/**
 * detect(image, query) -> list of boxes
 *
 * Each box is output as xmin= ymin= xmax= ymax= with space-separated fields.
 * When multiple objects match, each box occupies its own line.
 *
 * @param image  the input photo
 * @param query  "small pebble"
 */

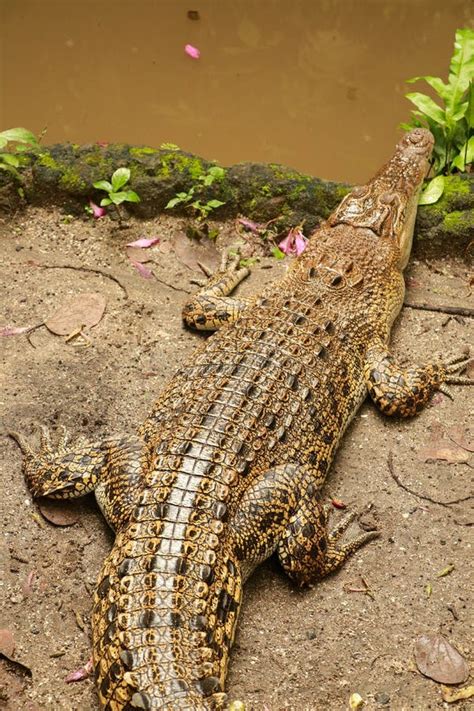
xmin=375 ymin=691 xmax=390 ymax=705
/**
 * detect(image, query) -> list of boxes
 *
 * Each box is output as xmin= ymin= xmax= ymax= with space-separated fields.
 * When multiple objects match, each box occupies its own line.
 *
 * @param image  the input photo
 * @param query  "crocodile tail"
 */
xmin=92 ymin=512 xmax=242 ymax=710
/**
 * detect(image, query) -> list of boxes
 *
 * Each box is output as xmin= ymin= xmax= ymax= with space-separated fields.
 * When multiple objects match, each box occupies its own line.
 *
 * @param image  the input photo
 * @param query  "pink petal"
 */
xmin=65 ymin=657 xmax=93 ymax=684
xmin=95 ymin=141 xmax=109 ymax=148
xmin=89 ymin=200 xmax=106 ymax=219
xmin=278 ymin=227 xmax=307 ymax=256
xmin=293 ymin=230 xmax=307 ymax=255
xmin=185 ymin=44 xmax=200 ymax=59
xmin=0 ymin=325 xmax=32 ymax=336
xmin=237 ymin=218 xmax=261 ymax=234
xmin=126 ymin=237 xmax=160 ymax=248
xmin=278 ymin=233 xmax=294 ymax=255
xmin=130 ymin=260 xmax=153 ymax=279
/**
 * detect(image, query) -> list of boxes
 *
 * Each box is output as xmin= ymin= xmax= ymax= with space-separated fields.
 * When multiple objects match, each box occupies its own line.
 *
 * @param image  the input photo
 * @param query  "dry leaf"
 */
xmin=172 ymin=232 xmax=219 ymax=272
xmin=414 ymin=634 xmax=469 ymax=684
xmin=45 ymin=293 xmax=106 ymax=336
xmin=37 ymin=499 xmax=79 ymax=527
xmin=418 ymin=440 xmax=469 ymax=464
xmin=441 ymin=684 xmax=474 ymax=703
xmin=0 ymin=629 xmax=15 ymax=658
xmin=447 ymin=426 xmax=474 ymax=453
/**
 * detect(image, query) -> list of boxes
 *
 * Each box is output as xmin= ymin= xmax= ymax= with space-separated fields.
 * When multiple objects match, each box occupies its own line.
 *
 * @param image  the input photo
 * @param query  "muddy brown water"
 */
xmin=1 ymin=0 xmax=472 ymax=183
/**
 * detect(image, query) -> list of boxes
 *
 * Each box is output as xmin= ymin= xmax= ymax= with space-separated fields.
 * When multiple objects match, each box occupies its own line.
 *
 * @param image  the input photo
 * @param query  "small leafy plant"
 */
xmin=0 ymin=127 xmax=41 ymax=191
xmin=401 ymin=28 xmax=473 ymax=203
xmin=165 ymin=165 xmax=226 ymax=220
xmin=91 ymin=167 xmax=140 ymax=221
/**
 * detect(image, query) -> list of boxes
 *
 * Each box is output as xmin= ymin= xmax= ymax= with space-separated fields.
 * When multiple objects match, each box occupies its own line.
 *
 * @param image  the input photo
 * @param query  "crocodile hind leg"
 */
xmin=9 ymin=426 xmax=146 ymax=531
xmin=182 ymin=250 xmax=251 ymax=330
xmin=229 ymin=463 xmax=378 ymax=586
xmin=364 ymin=339 xmax=473 ymax=417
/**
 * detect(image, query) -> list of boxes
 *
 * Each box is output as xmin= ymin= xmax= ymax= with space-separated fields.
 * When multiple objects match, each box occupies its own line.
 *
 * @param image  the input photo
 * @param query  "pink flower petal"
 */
xmin=89 ymin=200 xmax=106 ymax=219
xmin=278 ymin=227 xmax=307 ymax=256
xmin=185 ymin=44 xmax=200 ymax=59
xmin=237 ymin=218 xmax=262 ymax=234
xmin=95 ymin=141 xmax=109 ymax=148
xmin=293 ymin=230 xmax=307 ymax=255
xmin=0 ymin=325 xmax=32 ymax=336
xmin=126 ymin=237 xmax=160 ymax=249
xmin=278 ymin=233 xmax=294 ymax=255
xmin=65 ymin=657 xmax=93 ymax=684
xmin=130 ymin=260 xmax=153 ymax=279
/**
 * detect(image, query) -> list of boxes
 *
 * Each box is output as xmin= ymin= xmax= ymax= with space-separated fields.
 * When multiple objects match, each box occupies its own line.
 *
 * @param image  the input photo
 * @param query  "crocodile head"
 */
xmin=328 ymin=128 xmax=434 ymax=269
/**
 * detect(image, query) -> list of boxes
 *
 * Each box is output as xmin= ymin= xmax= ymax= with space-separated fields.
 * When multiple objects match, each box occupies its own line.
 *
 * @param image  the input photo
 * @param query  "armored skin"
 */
xmin=11 ymin=129 xmax=473 ymax=710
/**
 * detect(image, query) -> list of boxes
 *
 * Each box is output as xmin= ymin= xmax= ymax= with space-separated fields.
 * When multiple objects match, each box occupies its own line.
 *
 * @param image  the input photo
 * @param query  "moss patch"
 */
xmin=59 ymin=169 xmax=88 ymax=193
xmin=130 ymin=146 xmax=158 ymax=157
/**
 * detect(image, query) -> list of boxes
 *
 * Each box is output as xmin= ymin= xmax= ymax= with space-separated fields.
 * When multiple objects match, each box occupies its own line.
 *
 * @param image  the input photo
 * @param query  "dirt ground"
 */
xmin=0 ymin=207 xmax=472 ymax=711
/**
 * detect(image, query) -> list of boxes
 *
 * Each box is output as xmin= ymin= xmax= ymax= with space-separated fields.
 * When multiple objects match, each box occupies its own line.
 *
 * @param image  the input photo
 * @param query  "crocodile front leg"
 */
xmin=9 ymin=426 xmax=147 ymax=531
xmin=229 ymin=463 xmax=378 ymax=586
xmin=182 ymin=252 xmax=251 ymax=330
xmin=364 ymin=339 xmax=473 ymax=417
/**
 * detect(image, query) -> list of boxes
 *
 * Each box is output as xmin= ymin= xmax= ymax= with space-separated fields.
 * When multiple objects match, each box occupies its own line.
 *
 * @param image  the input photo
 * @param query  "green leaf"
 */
xmin=208 ymin=166 xmax=225 ymax=179
xmin=467 ymin=80 xmax=474 ymax=129
xmin=271 ymin=246 xmax=285 ymax=260
xmin=206 ymin=199 xmax=225 ymax=209
xmin=407 ymin=75 xmax=450 ymax=101
xmin=109 ymin=190 xmax=136 ymax=205
xmin=418 ymin=175 xmax=445 ymax=205
xmin=446 ymin=28 xmax=474 ymax=118
xmin=405 ymin=92 xmax=446 ymax=125
xmin=452 ymin=135 xmax=474 ymax=170
xmin=0 ymin=162 xmax=20 ymax=177
xmin=166 ymin=197 xmax=183 ymax=209
xmin=100 ymin=197 xmax=112 ymax=206
xmin=450 ymin=101 xmax=469 ymax=122
xmin=120 ymin=190 xmax=140 ymax=203
xmin=160 ymin=142 xmax=180 ymax=150
xmin=0 ymin=153 xmax=20 ymax=167
xmin=93 ymin=180 xmax=113 ymax=192
xmin=0 ymin=127 xmax=38 ymax=145
xmin=111 ymin=167 xmax=130 ymax=191
xmin=202 ymin=174 xmax=215 ymax=186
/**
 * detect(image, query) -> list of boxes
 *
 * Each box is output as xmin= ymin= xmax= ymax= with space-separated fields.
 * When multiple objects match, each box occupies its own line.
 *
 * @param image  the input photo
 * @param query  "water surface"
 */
xmin=1 ymin=0 xmax=471 ymax=182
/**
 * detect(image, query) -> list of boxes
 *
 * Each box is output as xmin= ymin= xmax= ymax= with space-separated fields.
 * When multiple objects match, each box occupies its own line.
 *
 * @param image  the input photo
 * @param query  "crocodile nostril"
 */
xmin=408 ymin=130 xmax=424 ymax=144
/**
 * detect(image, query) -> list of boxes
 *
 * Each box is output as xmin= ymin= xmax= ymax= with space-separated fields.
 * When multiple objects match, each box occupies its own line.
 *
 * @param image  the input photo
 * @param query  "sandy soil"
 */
xmin=0 ymin=207 xmax=472 ymax=711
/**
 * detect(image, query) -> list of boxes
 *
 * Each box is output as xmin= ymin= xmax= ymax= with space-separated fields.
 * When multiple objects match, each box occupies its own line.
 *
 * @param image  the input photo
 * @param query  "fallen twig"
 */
xmin=387 ymin=451 xmax=473 ymax=507
xmin=12 ymin=261 xmax=129 ymax=298
xmin=403 ymin=302 xmax=474 ymax=318
xmin=152 ymin=273 xmax=191 ymax=294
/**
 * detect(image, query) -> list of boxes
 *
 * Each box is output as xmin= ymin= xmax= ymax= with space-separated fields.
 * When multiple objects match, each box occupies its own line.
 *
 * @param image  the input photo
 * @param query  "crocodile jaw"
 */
xmin=327 ymin=128 xmax=434 ymax=269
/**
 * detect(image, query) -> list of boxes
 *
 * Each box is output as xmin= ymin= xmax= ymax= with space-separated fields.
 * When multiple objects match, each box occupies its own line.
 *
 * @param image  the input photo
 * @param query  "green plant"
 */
xmin=0 ymin=127 xmax=41 ymax=187
xmin=165 ymin=165 xmax=226 ymax=220
xmin=401 ymin=28 xmax=473 ymax=203
xmin=92 ymin=167 xmax=140 ymax=221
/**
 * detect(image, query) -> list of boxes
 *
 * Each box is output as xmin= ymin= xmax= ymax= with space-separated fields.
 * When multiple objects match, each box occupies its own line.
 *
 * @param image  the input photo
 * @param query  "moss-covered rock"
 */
xmin=1 ymin=141 xmax=472 ymax=257
xmin=414 ymin=174 xmax=473 ymax=258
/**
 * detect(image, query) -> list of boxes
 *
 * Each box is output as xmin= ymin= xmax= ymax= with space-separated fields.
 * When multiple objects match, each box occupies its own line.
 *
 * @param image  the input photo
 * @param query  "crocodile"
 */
xmin=11 ymin=128 xmax=473 ymax=710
